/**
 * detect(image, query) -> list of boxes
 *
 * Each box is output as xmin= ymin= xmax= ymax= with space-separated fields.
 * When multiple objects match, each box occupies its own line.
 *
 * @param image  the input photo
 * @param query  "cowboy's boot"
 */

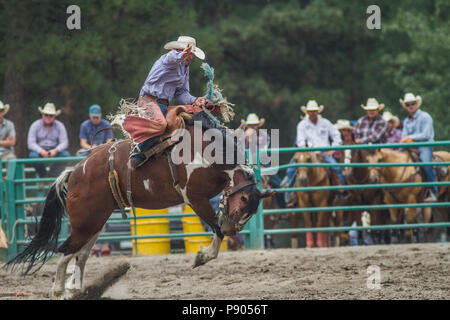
xmin=130 ymin=137 xmax=158 ymax=169
xmin=306 ymin=232 xmax=315 ymax=248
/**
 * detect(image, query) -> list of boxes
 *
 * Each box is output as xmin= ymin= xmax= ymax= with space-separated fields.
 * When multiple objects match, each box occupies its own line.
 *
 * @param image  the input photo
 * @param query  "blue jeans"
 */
xmin=286 ymin=155 xmax=297 ymax=187
xmin=29 ymin=150 xmax=72 ymax=177
xmin=419 ymin=147 xmax=438 ymax=194
xmin=322 ymin=154 xmax=346 ymax=185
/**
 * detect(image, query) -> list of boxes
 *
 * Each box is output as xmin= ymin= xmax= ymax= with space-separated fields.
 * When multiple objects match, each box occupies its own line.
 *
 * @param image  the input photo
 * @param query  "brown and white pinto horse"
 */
xmin=5 ymin=111 xmax=274 ymax=299
xmin=290 ymin=151 xmax=334 ymax=248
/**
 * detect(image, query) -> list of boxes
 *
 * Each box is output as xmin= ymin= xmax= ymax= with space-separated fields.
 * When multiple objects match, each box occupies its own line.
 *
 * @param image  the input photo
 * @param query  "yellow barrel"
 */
xmin=181 ymin=204 xmax=227 ymax=253
xmin=130 ymin=208 xmax=170 ymax=255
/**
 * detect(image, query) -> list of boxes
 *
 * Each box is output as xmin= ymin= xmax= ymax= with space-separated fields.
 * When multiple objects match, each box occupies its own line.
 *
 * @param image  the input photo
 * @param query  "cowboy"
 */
xmin=77 ymin=104 xmax=114 ymax=156
xmin=0 ymin=100 xmax=16 ymax=161
xmin=27 ymin=103 xmax=71 ymax=177
xmin=335 ymin=119 xmax=355 ymax=145
xmin=354 ymin=98 xmax=388 ymax=144
xmin=399 ymin=93 xmax=437 ymax=202
xmin=241 ymin=113 xmax=285 ymax=209
xmin=295 ymin=100 xmax=346 ymax=186
xmin=126 ymin=36 xmax=208 ymax=168
xmin=382 ymin=111 xmax=402 ymax=146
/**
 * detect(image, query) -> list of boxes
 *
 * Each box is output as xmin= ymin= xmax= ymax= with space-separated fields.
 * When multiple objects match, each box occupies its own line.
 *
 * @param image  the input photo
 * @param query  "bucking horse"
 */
xmin=4 ymin=109 xmax=274 ymax=299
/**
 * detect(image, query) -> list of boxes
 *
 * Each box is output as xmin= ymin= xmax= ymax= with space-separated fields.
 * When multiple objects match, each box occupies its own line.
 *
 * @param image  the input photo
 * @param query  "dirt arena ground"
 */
xmin=0 ymin=242 xmax=448 ymax=300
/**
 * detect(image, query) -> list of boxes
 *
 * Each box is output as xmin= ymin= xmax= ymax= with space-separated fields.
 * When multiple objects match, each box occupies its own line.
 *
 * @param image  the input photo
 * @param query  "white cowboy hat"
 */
xmin=38 ymin=102 xmax=61 ymax=116
xmin=164 ymin=36 xmax=205 ymax=60
xmin=300 ymin=100 xmax=324 ymax=114
xmin=399 ymin=93 xmax=422 ymax=109
xmin=334 ymin=119 xmax=353 ymax=131
xmin=0 ymin=100 xmax=10 ymax=114
xmin=361 ymin=98 xmax=385 ymax=111
xmin=382 ymin=111 xmax=400 ymax=128
xmin=242 ymin=113 xmax=265 ymax=127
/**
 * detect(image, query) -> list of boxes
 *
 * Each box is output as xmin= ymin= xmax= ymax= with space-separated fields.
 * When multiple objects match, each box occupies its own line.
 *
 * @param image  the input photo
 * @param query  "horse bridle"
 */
xmin=217 ymin=180 xmax=256 ymax=230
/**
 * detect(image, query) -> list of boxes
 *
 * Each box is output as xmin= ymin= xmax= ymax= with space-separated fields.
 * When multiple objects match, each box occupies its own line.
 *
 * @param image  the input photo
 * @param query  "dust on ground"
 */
xmin=0 ymin=243 xmax=448 ymax=300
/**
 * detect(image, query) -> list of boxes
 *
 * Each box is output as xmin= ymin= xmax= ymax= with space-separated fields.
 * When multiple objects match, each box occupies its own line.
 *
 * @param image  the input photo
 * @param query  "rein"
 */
xmin=218 ymin=179 xmax=256 ymax=230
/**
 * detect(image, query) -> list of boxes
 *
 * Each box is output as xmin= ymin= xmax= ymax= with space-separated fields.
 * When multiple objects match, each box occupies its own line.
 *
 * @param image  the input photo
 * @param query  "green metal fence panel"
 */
xmin=2 ymin=140 xmax=450 ymax=258
xmin=250 ymin=140 xmax=450 ymax=249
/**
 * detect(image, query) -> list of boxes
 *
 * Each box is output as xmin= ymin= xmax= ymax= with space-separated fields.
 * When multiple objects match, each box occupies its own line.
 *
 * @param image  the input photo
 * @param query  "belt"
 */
xmin=143 ymin=94 xmax=169 ymax=106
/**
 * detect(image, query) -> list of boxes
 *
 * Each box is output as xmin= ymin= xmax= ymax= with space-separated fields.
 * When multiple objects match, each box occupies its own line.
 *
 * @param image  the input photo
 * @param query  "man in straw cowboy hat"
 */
xmin=399 ymin=92 xmax=437 ymax=201
xmin=27 ymin=102 xmax=71 ymax=177
xmin=125 ymin=36 xmax=208 ymax=168
xmin=0 ymin=100 xmax=17 ymax=161
xmin=295 ymin=100 xmax=346 ymax=186
xmin=382 ymin=111 xmax=402 ymax=146
xmin=354 ymin=98 xmax=388 ymax=144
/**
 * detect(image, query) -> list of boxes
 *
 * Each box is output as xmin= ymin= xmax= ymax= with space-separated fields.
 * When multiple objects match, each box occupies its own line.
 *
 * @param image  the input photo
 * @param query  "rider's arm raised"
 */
xmin=174 ymin=72 xmax=196 ymax=105
xmin=162 ymin=50 xmax=184 ymax=66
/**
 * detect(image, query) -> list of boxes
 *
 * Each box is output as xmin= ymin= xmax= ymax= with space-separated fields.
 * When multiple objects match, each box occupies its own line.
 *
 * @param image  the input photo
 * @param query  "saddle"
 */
xmin=134 ymin=106 xmax=193 ymax=168
xmin=406 ymin=148 xmax=421 ymax=163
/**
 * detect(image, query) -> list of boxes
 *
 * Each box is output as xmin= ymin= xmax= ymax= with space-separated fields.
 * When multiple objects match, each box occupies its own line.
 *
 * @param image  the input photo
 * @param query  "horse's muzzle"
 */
xmin=368 ymin=175 xmax=380 ymax=184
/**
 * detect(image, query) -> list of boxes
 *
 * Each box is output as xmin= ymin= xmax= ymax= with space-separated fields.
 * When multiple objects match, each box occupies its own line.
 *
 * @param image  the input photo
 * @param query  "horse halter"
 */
xmin=217 ymin=180 xmax=256 ymax=230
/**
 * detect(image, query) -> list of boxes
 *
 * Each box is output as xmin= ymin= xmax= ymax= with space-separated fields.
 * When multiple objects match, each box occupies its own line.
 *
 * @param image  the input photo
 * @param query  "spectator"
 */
xmin=399 ymin=93 xmax=437 ymax=202
xmin=334 ymin=119 xmax=355 ymax=145
xmin=77 ymin=104 xmax=113 ymax=156
xmin=334 ymin=119 xmax=354 ymax=177
xmin=382 ymin=111 xmax=402 ymax=145
xmin=296 ymin=100 xmax=346 ymax=187
xmin=0 ymin=100 xmax=16 ymax=161
xmin=27 ymin=102 xmax=71 ymax=177
xmin=354 ymin=98 xmax=388 ymax=144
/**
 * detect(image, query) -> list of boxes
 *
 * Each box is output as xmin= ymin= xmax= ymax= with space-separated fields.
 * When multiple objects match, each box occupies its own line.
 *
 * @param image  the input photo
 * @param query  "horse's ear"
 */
xmin=261 ymin=190 xmax=276 ymax=198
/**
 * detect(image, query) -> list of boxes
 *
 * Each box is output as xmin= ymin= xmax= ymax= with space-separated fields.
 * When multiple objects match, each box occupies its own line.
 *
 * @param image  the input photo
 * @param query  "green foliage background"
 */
xmin=0 ymin=0 xmax=448 ymax=157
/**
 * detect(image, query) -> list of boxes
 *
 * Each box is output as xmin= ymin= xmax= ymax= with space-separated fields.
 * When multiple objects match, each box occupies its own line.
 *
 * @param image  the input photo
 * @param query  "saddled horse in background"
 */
xmin=344 ymin=148 xmax=390 ymax=245
xmin=366 ymin=148 xmax=428 ymax=243
xmin=433 ymin=151 xmax=450 ymax=240
xmin=5 ymin=111 xmax=274 ymax=299
xmin=290 ymin=151 xmax=335 ymax=248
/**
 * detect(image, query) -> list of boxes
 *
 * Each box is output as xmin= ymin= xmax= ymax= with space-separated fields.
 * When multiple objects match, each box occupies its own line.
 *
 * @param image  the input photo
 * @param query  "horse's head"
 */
xmin=294 ymin=151 xmax=319 ymax=186
xmin=366 ymin=149 xmax=384 ymax=184
xmin=218 ymin=166 xmax=275 ymax=236
xmin=349 ymin=149 xmax=371 ymax=182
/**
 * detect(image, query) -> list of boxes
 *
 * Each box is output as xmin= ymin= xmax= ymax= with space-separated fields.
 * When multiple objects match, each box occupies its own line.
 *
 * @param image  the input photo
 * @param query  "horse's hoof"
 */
xmin=192 ymin=250 xmax=207 ymax=269
xmin=49 ymin=288 xmax=64 ymax=299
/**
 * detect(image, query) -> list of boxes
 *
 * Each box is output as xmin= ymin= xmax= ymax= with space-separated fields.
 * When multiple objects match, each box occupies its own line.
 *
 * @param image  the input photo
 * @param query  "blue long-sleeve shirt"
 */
xmin=139 ymin=50 xmax=196 ymax=105
xmin=402 ymin=109 xmax=434 ymax=142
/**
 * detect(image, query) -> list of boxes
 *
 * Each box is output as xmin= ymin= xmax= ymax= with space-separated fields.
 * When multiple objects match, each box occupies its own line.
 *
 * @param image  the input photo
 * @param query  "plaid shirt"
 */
xmin=354 ymin=114 xmax=388 ymax=144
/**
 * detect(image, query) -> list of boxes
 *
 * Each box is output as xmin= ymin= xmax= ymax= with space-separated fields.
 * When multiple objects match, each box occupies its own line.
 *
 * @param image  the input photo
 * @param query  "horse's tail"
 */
xmin=4 ymin=168 xmax=73 ymax=275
